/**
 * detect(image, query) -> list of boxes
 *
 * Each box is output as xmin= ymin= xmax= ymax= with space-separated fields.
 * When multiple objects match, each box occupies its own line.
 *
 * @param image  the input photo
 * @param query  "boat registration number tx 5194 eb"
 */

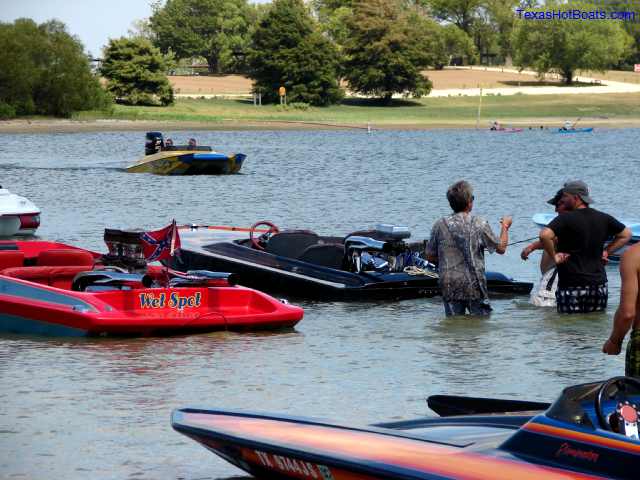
xmin=139 ymin=291 xmax=202 ymax=310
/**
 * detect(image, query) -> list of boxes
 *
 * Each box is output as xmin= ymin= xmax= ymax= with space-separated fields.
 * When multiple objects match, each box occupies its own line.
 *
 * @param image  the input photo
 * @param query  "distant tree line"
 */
xmin=1 ymin=0 xmax=638 ymax=116
xmin=145 ymin=0 xmax=637 ymax=105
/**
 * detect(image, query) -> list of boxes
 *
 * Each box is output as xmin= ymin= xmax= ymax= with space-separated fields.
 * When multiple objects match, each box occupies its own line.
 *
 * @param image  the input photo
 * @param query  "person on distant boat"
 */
xmin=602 ymin=242 xmax=640 ymax=378
xmin=426 ymin=180 xmax=512 ymax=316
xmin=187 ymin=138 xmax=197 ymax=150
xmin=490 ymin=120 xmax=500 ymax=131
xmin=540 ymin=180 xmax=631 ymax=314
xmin=561 ymin=120 xmax=574 ymax=131
xmin=521 ymin=189 xmax=567 ymax=307
xmin=164 ymin=138 xmax=174 ymax=150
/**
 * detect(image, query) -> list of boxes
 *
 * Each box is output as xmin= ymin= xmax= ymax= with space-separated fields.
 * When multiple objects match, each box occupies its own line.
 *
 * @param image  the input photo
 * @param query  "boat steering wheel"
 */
xmin=249 ymin=221 xmax=280 ymax=250
xmin=595 ymin=376 xmax=640 ymax=431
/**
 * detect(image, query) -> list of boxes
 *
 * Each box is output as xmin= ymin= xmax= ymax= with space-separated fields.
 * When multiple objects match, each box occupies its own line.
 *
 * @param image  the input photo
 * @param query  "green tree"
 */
xmin=435 ymin=23 xmax=478 ymax=69
xmin=0 ymin=18 xmax=109 ymax=118
xmin=312 ymin=0 xmax=354 ymax=48
xmin=343 ymin=0 xmax=433 ymax=103
xmin=149 ymin=0 xmax=252 ymax=74
xmin=428 ymin=0 xmax=484 ymax=34
xmin=485 ymin=0 xmax=519 ymax=59
xmin=101 ymin=37 xmax=174 ymax=106
xmin=511 ymin=2 xmax=633 ymax=84
xmin=247 ymin=0 xmax=343 ymax=106
xmin=425 ymin=0 xmax=517 ymax=63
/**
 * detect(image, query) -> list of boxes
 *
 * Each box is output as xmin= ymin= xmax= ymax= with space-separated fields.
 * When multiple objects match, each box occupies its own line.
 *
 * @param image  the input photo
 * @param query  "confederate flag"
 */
xmin=140 ymin=220 xmax=181 ymax=262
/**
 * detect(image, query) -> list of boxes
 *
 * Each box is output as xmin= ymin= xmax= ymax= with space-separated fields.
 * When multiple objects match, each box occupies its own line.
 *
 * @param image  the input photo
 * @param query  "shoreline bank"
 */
xmin=1 ymin=117 xmax=640 ymax=133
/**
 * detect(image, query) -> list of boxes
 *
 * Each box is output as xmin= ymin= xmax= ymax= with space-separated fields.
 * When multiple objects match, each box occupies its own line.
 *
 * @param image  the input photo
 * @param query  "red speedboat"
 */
xmin=0 ymin=239 xmax=303 ymax=336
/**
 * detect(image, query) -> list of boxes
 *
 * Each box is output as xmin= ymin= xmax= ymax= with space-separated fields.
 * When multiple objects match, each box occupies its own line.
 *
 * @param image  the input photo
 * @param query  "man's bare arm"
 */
xmin=540 ymin=227 xmax=555 ymax=256
xmin=603 ymin=245 xmax=640 ymax=354
xmin=606 ymin=227 xmax=632 ymax=256
xmin=521 ymin=240 xmax=543 ymax=260
xmin=495 ymin=216 xmax=512 ymax=255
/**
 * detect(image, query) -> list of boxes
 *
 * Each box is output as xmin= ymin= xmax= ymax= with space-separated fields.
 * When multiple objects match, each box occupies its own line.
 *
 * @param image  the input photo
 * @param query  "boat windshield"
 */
xmin=546 ymin=379 xmax=640 ymax=431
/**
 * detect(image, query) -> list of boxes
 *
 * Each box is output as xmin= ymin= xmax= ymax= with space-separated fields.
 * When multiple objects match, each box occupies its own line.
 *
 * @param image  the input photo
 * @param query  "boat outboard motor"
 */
xmin=145 ymin=131 xmax=164 ymax=155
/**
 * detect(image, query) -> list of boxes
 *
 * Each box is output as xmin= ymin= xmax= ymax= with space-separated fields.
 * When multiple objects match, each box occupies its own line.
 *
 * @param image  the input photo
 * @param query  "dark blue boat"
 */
xmin=172 ymin=376 xmax=640 ymax=480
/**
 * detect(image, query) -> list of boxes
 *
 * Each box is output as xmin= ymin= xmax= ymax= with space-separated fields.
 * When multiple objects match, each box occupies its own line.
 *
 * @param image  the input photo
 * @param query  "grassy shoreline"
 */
xmin=2 ymin=93 xmax=640 ymax=132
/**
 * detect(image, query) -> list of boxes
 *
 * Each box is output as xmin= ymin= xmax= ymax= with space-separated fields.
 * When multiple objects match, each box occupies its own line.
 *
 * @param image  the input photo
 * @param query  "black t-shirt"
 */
xmin=548 ymin=208 xmax=625 ymax=287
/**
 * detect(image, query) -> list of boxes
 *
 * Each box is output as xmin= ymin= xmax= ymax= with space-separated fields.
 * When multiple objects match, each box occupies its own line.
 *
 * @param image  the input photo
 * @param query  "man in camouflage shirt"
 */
xmin=426 ymin=180 xmax=512 ymax=316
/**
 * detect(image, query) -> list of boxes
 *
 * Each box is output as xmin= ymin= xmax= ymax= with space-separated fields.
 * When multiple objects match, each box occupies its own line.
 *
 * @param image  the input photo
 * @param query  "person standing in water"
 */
xmin=540 ymin=181 xmax=631 ymax=314
xmin=426 ymin=180 xmax=512 ymax=316
xmin=603 ymin=243 xmax=640 ymax=378
xmin=521 ymin=190 xmax=567 ymax=307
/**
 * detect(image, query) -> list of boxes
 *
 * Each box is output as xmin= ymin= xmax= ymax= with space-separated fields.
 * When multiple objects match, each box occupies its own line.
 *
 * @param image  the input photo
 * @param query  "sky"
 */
xmin=0 ymin=0 xmax=157 ymax=56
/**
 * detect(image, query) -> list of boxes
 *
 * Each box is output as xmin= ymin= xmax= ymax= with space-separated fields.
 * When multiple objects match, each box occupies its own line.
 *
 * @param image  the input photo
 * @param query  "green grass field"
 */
xmin=76 ymin=92 xmax=640 ymax=127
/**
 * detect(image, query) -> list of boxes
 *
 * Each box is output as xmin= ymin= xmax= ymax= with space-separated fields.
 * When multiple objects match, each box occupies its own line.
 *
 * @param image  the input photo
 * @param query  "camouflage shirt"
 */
xmin=426 ymin=213 xmax=499 ymax=301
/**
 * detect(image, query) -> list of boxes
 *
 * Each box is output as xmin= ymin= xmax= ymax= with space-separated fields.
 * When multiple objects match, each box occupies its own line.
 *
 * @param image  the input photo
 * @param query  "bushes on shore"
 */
xmin=0 ymin=19 xmax=111 ymax=118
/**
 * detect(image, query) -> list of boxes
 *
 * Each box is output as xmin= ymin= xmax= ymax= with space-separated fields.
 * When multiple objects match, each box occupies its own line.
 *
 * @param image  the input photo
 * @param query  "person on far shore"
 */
xmin=602 ymin=243 xmax=640 ymax=378
xmin=426 ymin=180 xmax=512 ymax=316
xmin=521 ymin=189 xmax=567 ymax=307
xmin=540 ymin=180 xmax=631 ymax=314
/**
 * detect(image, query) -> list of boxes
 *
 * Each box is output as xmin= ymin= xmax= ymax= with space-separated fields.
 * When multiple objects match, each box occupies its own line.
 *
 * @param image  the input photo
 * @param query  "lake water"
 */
xmin=1 ymin=127 xmax=639 ymax=479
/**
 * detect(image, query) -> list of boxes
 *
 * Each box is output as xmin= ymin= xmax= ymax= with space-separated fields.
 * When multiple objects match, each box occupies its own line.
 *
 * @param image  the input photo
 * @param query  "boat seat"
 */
xmin=36 ymin=249 xmax=95 ymax=267
xmin=265 ymin=231 xmax=320 ymax=259
xmin=2 ymin=266 xmax=93 ymax=289
xmin=0 ymin=251 xmax=25 ymax=270
xmin=298 ymin=244 xmax=345 ymax=269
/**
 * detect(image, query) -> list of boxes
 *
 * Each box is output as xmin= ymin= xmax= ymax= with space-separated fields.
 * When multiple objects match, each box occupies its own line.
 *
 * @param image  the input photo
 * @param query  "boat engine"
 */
xmin=145 ymin=131 xmax=164 ymax=155
xmin=102 ymin=228 xmax=148 ymax=272
xmin=344 ymin=224 xmax=425 ymax=273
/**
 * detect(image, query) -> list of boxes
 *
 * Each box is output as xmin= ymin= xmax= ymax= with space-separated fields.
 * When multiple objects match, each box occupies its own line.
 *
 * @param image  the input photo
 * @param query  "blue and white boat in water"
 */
xmin=532 ymin=213 xmax=640 ymax=262
xmin=554 ymin=127 xmax=594 ymax=134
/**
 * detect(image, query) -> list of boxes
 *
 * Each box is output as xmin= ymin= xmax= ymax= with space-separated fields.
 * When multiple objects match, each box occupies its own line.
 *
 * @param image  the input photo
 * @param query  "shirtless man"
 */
xmin=603 ymin=243 xmax=640 ymax=378
xmin=521 ymin=189 xmax=567 ymax=307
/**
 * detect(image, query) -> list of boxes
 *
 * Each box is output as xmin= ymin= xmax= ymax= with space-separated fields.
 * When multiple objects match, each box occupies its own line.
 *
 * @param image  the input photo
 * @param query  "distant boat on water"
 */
xmin=126 ymin=132 xmax=246 ymax=175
